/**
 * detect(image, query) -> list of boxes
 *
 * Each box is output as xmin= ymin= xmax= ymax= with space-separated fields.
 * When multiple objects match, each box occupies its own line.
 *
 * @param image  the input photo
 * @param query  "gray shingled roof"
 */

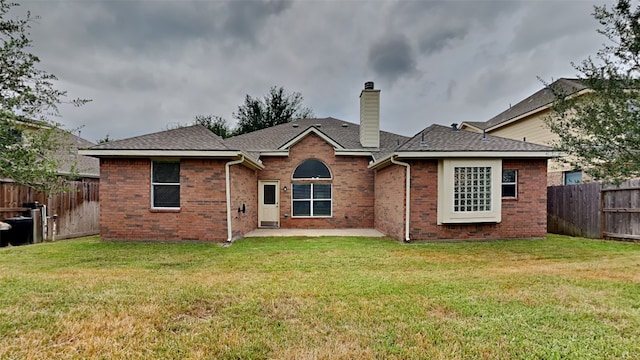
xmin=224 ymin=117 xmax=409 ymax=156
xmin=54 ymin=132 xmax=100 ymax=176
xmin=464 ymin=78 xmax=586 ymax=131
xmin=398 ymin=124 xmax=552 ymax=152
xmin=88 ymin=125 xmax=229 ymax=151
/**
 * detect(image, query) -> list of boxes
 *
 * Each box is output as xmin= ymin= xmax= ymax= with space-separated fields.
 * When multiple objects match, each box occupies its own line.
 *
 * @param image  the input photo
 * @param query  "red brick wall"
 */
xmin=259 ymin=133 xmax=375 ymax=228
xmin=374 ymin=164 xmax=406 ymax=240
xmin=229 ymin=164 xmax=258 ymax=240
xmin=100 ymin=158 xmax=234 ymax=242
xmin=498 ymin=159 xmax=548 ymax=239
xmin=379 ymin=158 xmax=548 ymax=241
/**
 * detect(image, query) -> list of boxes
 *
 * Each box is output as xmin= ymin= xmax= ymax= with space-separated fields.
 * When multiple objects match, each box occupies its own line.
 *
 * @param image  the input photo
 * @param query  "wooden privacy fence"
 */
xmin=0 ymin=179 xmax=99 ymax=240
xmin=547 ymin=178 xmax=640 ymax=240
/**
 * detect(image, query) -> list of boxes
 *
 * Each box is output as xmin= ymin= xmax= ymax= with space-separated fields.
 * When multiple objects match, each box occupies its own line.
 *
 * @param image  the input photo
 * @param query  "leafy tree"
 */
xmin=97 ymin=134 xmax=112 ymax=144
xmin=0 ymin=0 xmax=88 ymax=192
xmin=194 ymin=114 xmax=231 ymax=139
xmin=233 ymin=86 xmax=313 ymax=135
xmin=547 ymin=0 xmax=640 ymax=183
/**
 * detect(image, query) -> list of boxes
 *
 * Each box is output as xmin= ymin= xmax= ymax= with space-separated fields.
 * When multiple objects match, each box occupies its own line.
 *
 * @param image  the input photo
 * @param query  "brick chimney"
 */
xmin=359 ymin=81 xmax=380 ymax=148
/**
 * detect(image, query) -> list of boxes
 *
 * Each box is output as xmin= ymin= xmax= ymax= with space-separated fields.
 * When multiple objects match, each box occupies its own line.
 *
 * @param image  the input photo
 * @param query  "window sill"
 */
xmin=501 ymin=197 xmax=518 ymax=201
xmin=150 ymin=208 xmax=181 ymax=213
xmin=291 ymin=216 xmax=332 ymax=219
xmin=440 ymin=211 xmax=500 ymax=224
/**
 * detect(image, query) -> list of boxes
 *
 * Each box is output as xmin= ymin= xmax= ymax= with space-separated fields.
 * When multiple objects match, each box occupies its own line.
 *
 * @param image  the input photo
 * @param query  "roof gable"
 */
xmin=277 ymin=126 xmax=344 ymax=150
xmin=224 ymin=117 xmax=409 ymax=158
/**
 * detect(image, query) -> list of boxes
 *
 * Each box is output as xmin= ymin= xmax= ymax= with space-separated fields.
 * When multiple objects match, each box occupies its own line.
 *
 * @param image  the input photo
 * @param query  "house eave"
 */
xmin=78 ymin=150 xmax=264 ymax=170
xmin=369 ymin=151 xmax=561 ymax=169
xmin=334 ymin=150 xmax=374 ymax=157
xmin=255 ymin=149 xmax=374 ymax=159
xmin=459 ymin=123 xmax=484 ymax=132
xmin=395 ymin=151 xmax=560 ymax=158
xmin=258 ymin=151 xmax=289 ymax=157
xmin=57 ymin=171 xmax=100 ymax=179
xmin=484 ymin=104 xmax=554 ymax=132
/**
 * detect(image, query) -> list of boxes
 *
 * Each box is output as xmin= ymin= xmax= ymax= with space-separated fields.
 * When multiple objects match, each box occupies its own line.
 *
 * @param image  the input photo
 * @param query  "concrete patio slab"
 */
xmin=243 ymin=228 xmax=386 ymax=238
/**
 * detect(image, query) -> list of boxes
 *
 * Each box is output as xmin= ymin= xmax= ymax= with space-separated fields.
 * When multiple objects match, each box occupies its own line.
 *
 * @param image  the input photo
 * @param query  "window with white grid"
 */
xmin=291 ymin=159 xmax=332 ymax=217
xmin=453 ymin=167 xmax=492 ymax=212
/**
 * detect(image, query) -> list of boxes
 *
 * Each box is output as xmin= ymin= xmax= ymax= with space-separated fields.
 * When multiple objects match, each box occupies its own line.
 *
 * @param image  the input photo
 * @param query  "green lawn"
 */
xmin=0 ymin=235 xmax=638 ymax=359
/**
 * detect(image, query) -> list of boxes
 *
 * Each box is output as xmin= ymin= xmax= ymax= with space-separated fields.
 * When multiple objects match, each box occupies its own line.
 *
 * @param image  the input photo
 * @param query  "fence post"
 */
xmin=599 ymin=187 xmax=605 ymax=239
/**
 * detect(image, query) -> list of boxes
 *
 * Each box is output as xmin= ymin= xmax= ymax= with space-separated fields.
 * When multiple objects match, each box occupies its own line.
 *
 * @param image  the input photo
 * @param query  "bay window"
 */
xmin=438 ymin=159 xmax=502 ymax=224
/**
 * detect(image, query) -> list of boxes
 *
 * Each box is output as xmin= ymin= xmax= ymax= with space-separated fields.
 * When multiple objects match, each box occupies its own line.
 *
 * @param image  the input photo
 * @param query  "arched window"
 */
xmin=292 ymin=159 xmax=331 ymax=179
xmin=292 ymin=159 xmax=332 ymax=217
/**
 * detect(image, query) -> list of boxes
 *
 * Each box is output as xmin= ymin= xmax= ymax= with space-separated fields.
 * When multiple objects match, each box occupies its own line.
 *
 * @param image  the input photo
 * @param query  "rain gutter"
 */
xmin=390 ymin=156 xmax=411 ymax=242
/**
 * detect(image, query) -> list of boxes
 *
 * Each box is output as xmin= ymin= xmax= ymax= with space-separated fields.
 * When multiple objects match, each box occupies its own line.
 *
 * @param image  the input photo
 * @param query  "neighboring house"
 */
xmin=0 ymin=126 xmax=100 ymax=240
xmin=49 ymin=131 xmax=101 ymax=239
xmin=81 ymin=82 xmax=555 ymax=242
xmin=460 ymin=78 xmax=589 ymax=186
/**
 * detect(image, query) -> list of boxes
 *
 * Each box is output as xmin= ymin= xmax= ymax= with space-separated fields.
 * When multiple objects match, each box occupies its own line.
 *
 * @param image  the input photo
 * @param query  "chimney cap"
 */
xmin=364 ymin=81 xmax=374 ymax=90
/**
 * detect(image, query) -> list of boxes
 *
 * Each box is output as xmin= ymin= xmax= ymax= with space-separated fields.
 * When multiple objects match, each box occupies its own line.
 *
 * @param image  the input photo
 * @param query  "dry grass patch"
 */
xmin=0 ymin=235 xmax=638 ymax=359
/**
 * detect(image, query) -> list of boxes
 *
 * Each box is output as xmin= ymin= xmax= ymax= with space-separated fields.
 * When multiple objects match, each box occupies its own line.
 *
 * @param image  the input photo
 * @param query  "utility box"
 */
xmin=31 ymin=209 xmax=42 ymax=244
xmin=3 ymin=216 xmax=33 ymax=246
xmin=23 ymin=202 xmax=44 ymax=244
xmin=0 ymin=222 xmax=11 ymax=247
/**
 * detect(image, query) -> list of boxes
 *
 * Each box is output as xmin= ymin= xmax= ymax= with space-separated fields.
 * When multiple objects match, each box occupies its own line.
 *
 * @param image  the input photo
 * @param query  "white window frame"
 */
xmin=291 ymin=159 xmax=333 ymax=180
xmin=291 ymin=183 xmax=332 ymax=218
xmin=502 ymin=169 xmax=517 ymax=199
xmin=438 ymin=159 xmax=502 ymax=224
xmin=151 ymin=160 xmax=181 ymax=209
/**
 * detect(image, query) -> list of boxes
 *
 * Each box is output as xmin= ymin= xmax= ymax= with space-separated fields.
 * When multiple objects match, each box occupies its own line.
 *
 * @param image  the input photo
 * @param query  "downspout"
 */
xmin=225 ymin=155 xmax=245 ymax=242
xmin=390 ymin=156 xmax=410 ymax=242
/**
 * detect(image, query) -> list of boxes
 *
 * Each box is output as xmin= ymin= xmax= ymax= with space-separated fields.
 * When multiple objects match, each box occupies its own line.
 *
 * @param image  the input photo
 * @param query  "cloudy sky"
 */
xmin=16 ymin=0 xmax=607 ymax=143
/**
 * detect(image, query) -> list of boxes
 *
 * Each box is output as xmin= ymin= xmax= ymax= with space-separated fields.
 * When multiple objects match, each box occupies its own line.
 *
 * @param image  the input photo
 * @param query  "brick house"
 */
xmin=81 ymin=82 xmax=555 ymax=242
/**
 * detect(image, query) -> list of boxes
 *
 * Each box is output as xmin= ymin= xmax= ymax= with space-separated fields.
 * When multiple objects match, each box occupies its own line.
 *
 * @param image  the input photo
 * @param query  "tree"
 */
xmin=0 ymin=0 xmax=88 ymax=192
xmin=547 ymin=0 xmax=640 ymax=183
xmin=233 ymin=86 xmax=314 ymax=135
xmin=97 ymin=134 xmax=112 ymax=144
xmin=194 ymin=114 xmax=231 ymax=139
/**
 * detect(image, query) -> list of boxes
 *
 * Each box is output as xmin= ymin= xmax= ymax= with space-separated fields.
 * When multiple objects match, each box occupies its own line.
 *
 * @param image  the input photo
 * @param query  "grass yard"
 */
xmin=0 ymin=235 xmax=638 ymax=359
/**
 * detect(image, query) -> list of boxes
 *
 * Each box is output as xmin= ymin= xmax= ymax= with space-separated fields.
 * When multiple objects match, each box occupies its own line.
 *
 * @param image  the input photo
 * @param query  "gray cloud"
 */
xmin=12 ymin=0 xmax=605 ymax=142
xmin=222 ymin=0 xmax=292 ymax=45
xmin=446 ymin=80 xmax=457 ymax=102
xmin=509 ymin=1 xmax=599 ymax=54
xmin=368 ymin=34 xmax=418 ymax=85
xmin=418 ymin=26 xmax=468 ymax=55
xmin=29 ymin=0 xmax=292 ymax=60
xmin=387 ymin=1 xmax=523 ymax=56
